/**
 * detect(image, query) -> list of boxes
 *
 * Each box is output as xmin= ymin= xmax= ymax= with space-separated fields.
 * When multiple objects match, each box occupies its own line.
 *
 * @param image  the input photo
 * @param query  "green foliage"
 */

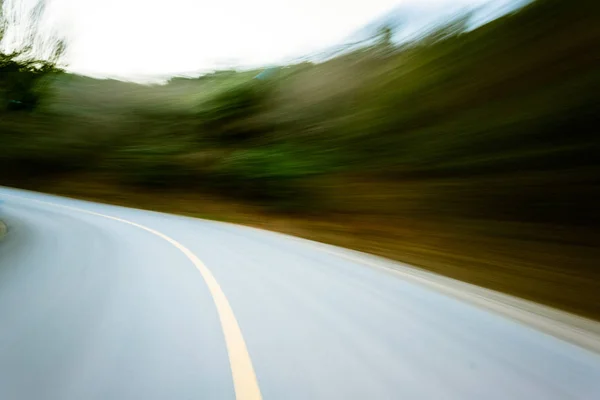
xmin=2 ymin=0 xmax=600 ymax=222
xmin=198 ymin=81 xmax=271 ymax=143
xmin=0 ymin=51 xmax=62 ymax=111
xmin=0 ymin=0 xmax=65 ymax=112
xmin=210 ymin=146 xmax=322 ymax=209
xmin=102 ymin=143 xmax=195 ymax=188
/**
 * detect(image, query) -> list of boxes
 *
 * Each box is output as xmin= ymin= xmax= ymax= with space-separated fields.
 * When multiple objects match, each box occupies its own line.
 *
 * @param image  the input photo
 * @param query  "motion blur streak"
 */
xmin=2 ymin=0 xmax=598 ymax=318
xmin=2 ymin=0 xmax=600 ymax=398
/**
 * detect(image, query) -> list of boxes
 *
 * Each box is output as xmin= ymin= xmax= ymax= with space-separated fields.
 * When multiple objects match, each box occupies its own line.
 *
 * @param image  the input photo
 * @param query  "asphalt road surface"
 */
xmin=1 ymin=187 xmax=599 ymax=400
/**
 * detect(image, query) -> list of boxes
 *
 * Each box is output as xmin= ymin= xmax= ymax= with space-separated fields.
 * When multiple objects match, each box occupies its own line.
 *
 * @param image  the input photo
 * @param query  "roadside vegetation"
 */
xmin=2 ymin=0 xmax=600 ymax=318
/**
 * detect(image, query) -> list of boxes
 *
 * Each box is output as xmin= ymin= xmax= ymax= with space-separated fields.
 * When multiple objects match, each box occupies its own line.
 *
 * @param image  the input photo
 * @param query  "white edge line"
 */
xmin=211 ymin=219 xmax=600 ymax=355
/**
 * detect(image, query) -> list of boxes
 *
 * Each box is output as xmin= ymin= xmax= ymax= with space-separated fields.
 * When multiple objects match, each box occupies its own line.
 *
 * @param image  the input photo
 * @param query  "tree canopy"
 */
xmin=0 ymin=0 xmax=64 ymax=111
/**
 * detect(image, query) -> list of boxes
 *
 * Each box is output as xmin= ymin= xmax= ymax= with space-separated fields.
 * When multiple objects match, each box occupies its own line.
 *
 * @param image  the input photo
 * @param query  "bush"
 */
xmin=104 ymin=144 xmax=195 ymax=188
xmin=211 ymin=147 xmax=321 ymax=210
xmin=198 ymin=81 xmax=271 ymax=143
xmin=0 ymin=52 xmax=62 ymax=112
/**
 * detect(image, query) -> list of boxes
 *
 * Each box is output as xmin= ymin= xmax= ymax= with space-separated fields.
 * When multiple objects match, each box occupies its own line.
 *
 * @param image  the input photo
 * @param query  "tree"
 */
xmin=377 ymin=25 xmax=393 ymax=48
xmin=0 ymin=0 xmax=65 ymax=111
xmin=373 ymin=24 xmax=395 ymax=57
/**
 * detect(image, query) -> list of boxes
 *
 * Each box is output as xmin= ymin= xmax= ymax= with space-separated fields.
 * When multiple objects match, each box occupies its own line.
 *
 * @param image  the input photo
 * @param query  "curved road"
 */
xmin=1 ymin=187 xmax=599 ymax=399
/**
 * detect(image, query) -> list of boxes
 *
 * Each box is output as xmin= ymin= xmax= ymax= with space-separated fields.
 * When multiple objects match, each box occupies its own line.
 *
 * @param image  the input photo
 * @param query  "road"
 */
xmin=1 ymin=186 xmax=599 ymax=400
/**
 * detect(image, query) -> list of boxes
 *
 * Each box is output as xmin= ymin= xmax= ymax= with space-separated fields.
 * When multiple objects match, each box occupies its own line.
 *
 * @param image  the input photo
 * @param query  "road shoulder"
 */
xmin=306 ymin=237 xmax=600 ymax=355
xmin=220 ymin=221 xmax=600 ymax=355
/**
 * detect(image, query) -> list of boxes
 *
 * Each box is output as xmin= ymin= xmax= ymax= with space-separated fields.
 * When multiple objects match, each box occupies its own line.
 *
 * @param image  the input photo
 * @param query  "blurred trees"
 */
xmin=0 ymin=0 xmax=598 ymax=219
xmin=0 ymin=51 xmax=62 ymax=111
xmin=2 ymin=0 xmax=598 ymax=218
xmin=0 ymin=0 xmax=64 ymax=112
xmin=198 ymin=81 xmax=271 ymax=144
xmin=376 ymin=24 xmax=394 ymax=54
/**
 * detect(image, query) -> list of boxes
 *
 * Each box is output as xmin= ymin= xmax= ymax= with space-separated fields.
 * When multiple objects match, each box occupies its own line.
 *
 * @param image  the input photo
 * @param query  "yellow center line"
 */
xmin=5 ymin=193 xmax=262 ymax=400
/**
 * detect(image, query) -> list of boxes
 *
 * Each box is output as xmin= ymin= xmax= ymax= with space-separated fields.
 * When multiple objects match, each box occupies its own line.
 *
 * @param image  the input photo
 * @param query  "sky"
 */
xmin=2 ymin=0 xmax=513 ymax=79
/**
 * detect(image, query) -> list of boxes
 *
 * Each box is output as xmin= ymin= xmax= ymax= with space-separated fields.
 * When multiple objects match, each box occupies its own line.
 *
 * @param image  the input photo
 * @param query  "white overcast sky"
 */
xmin=3 ymin=0 xmax=499 ymax=78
